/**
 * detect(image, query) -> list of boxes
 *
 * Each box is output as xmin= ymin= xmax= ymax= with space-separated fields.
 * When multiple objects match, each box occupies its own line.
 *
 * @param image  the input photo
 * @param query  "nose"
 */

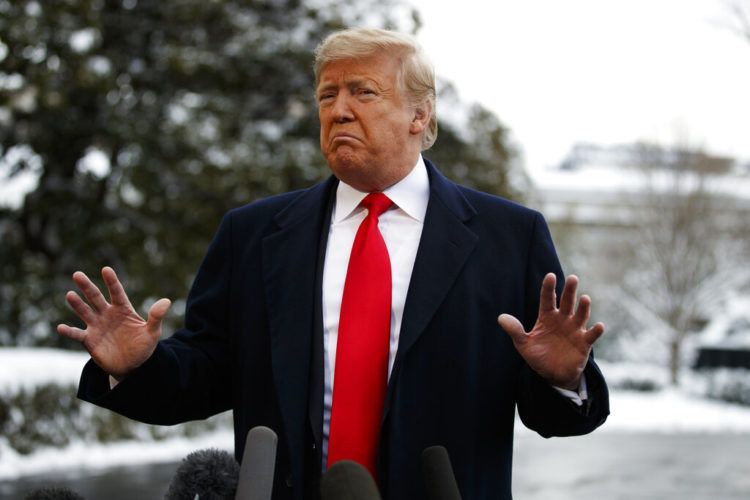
xmin=330 ymin=94 xmax=354 ymax=123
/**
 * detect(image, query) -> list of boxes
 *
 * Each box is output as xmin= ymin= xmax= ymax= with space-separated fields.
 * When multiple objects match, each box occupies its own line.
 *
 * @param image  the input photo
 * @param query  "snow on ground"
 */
xmin=0 ymin=429 xmax=234 ymax=480
xmin=0 ymin=348 xmax=89 ymax=393
xmin=2 ymin=348 xmax=750 ymax=479
xmin=516 ymin=388 xmax=750 ymax=436
xmin=604 ymin=389 xmax=750 ymax=434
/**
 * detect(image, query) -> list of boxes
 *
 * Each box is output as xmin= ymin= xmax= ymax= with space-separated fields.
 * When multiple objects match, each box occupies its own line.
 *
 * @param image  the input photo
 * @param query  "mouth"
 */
xmin=330 ymin=133 xmax=362 ymax=146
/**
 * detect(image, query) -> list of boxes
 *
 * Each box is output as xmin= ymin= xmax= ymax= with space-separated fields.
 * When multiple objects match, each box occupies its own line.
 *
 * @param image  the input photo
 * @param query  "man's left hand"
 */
xmin=498 ymin=273 xmax=604 ymax=391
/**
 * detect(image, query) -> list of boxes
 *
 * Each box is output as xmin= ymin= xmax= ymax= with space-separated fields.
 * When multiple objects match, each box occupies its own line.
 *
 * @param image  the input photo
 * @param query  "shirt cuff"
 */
xmin=552 ymin=375 xmax=588 ymax=406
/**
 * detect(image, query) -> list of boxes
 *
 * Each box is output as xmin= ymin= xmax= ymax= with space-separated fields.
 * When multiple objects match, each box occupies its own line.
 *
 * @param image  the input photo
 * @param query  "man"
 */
xmin=58 ymin=28 xmax=608 ymax=499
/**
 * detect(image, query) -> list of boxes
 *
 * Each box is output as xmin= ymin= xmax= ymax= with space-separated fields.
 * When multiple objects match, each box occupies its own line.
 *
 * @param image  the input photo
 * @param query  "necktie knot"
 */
xmin=361 ymin=192 xmax=392 ymax=219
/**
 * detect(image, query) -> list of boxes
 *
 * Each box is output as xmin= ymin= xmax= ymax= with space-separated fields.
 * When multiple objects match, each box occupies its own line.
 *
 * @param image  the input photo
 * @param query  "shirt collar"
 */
xmin=333 ymin=155 xmax=430 ymax=223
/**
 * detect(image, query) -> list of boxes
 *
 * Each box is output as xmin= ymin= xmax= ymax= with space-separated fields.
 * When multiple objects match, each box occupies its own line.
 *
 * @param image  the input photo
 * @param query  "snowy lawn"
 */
xmin=0 ymin=348 xmax=88 ymax=393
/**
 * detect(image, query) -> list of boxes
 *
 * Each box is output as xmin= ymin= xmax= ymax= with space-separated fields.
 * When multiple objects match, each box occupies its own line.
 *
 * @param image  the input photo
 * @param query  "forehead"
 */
xmin=317 ymin=54 xmax=402 ymax=88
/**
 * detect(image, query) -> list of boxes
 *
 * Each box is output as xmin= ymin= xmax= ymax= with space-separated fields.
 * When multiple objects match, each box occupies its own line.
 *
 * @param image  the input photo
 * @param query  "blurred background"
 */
xmin=1 ymin=0 xmax=749 ymax=498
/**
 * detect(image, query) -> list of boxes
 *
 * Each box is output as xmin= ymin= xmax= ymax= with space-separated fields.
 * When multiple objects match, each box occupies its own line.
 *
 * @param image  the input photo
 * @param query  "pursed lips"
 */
xmin=330 ymin=132 xmax=362 ymax=146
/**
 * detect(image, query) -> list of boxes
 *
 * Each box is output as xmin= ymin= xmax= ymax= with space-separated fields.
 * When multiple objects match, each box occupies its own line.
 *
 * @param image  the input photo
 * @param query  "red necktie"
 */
xmin=327 ymin=192 xmax=393 ymax=478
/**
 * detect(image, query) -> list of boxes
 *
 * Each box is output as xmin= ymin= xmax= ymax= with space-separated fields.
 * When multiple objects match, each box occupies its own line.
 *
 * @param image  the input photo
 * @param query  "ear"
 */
xmin=409 ymin=101 xmax=431 ymax=135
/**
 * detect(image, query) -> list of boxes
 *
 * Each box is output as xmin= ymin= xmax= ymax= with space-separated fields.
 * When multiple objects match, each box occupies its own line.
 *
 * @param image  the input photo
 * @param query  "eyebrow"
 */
xmin=316 ymin=82 xmax=339 ymax=95
xmin=316 ymin=77 xmax=378 ymax=94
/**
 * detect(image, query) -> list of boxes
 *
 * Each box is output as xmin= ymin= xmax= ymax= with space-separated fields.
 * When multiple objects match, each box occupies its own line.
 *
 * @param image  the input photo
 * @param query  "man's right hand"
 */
xmin=57 ymin=266 xmax=171 ymax=381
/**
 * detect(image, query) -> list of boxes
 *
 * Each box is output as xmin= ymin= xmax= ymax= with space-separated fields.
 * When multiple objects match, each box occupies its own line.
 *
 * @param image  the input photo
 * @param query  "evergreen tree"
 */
xmin=0 ymin=0 xmax=521 ymax=346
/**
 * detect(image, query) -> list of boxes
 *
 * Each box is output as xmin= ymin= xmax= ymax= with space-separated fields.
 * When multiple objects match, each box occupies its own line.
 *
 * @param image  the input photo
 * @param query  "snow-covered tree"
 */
xmin=618 ymin=144 xmax=750 ymax=384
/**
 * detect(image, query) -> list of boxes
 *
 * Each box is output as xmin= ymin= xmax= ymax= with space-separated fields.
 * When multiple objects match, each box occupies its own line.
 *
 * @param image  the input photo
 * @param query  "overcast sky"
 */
xmin=408 ymin=0 xmax=750 ymax=173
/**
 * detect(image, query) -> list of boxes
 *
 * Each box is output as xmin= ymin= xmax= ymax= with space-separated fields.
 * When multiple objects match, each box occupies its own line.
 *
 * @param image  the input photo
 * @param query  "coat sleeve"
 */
xmin=77 ymin=212 xmax=236 ymax=425
xmin=514 ymin=212 xmax=610 ymax=437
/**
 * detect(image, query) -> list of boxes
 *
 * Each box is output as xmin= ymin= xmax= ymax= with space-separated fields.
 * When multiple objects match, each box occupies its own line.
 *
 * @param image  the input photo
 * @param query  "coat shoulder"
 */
xmin=462 ymin=185 xmax=538 ymax=216
xmin=424 ymin=158 xmax=542 ymax=224
xmin=227 ymin=189 xmax=308 ymax=221
xmin=223 ymin=176 xmax=336 ymax=230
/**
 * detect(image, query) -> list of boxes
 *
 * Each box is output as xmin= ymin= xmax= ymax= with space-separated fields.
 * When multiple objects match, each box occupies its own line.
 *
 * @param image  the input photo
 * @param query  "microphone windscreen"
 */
xmin=235 ymin=426 xmax=278 ymax=500
xmin=422 ymin=445 xmax=462 ymax=500
xmin=24 ymin=487 xmax=85 ymax=500
xmin=320 ymin=460 xmax=382 ymax=500
xmin=165 ymin=448 xmax=239 ymax=500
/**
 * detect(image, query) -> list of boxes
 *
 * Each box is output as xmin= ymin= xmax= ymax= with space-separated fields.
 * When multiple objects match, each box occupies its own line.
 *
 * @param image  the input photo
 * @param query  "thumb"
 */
xmin=497 ymin=313 xmax=527 ymax=345
xmin=146 ymin=298 xmax=172 ymax=334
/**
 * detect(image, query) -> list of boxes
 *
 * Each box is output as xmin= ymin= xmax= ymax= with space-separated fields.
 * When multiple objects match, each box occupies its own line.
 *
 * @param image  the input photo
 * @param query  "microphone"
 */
xmin=320 ymin=460 xmax=382 ymax=500
xmin=164 ymin=448 xmax=239 ymax=500
xmin=24 ymin=487 xmax=86 ymax=499
xmin=235 ymin=426 xmax=278 ymax=500
xmin=422 ymin=446 xmax=462 ymax=500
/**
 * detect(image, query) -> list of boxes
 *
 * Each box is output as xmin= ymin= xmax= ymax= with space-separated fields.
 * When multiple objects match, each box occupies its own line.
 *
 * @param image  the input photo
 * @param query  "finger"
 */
xmin=146 ymin=298 xmax=172 ymax=336
xmin=102 ymin=267 xmax=132 ymax=307
xmin=558 ymin=275 xmax=579 ymax=316
xmin=72 ymin=271 xmax=109 ymax=312
xmin=65 ymin=291 xmax=97 ymax=325
xmin=584 ymin=322 xmax=605 ymax=345
xmin=538 ymin=273 xmax=557 ymax=313
xmin=57 ymin=324 xmax=87 ymax=343
xmin=573 ymin=294 xmax=592 ymax=328
xmin=498 ymin=313 xmax=527 ymax=345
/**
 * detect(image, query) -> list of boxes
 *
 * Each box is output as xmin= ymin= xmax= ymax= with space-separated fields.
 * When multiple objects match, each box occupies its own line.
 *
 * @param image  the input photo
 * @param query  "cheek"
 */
xmin=381 ymin=118 xmax=410 ymax=145
xmin=318 ymin=117 xmax=329 ymax=151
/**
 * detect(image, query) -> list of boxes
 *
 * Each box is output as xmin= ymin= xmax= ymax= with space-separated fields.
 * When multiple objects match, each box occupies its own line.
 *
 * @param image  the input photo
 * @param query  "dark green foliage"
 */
xmin=0 ymin=0 xmax=520 ymax=346
xmin=0 ymin=384 xmax=83 ymax=453
xmin=0 ymin=383 xmax=232 ymax=455
xmin=426 ymin=83 xmax=526 ymax=200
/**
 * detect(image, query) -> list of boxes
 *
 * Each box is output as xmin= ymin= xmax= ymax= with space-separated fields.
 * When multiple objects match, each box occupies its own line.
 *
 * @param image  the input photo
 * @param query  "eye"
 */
xmin=357 ymin=87 xmax=377 ymax=99
xmin=317 ymin=92 xmax=335 ymax=104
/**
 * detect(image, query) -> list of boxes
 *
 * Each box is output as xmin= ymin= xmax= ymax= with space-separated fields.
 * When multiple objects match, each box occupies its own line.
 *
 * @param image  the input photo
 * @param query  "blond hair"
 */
xmin=314 ymin=27 xmax=438 ymax=150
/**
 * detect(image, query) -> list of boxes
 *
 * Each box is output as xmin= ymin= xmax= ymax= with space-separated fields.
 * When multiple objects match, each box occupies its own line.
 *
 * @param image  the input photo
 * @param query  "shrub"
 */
xmin=0 ymin=383 xmax=231 ymax=456
xmin=693 ymin=368 xmax=750 ymax=406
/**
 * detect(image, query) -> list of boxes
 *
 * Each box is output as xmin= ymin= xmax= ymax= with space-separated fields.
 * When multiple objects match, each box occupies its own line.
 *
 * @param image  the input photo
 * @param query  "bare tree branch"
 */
xmin=725 ymin=1 xmax=750 ymax=43
xmin=618 ymin=142 xmax=749 ymax=384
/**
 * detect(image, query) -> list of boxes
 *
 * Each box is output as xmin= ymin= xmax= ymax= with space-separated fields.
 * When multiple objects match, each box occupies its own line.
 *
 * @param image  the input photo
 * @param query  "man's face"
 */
xmin=316 ymin=54 xmax=427 ymax=192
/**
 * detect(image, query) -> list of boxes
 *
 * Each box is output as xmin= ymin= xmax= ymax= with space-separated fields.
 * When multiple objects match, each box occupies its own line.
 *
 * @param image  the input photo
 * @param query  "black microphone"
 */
xmin=165 ymin=448 xmax=239 ymax=500
xmin=422 ymin=446 xmax=462 ymax=500
xmin=320 ymin=460 xmax=382 ymax=500
xmin=235 ymin=426 xmax=278 ymax=500
xmin=24 ymin=487 xmax=86 ymax=500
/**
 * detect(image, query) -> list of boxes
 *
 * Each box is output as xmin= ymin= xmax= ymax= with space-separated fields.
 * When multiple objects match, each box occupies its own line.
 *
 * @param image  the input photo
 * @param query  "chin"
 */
xmin=325 ymin=153 xmax=394 ymax=192
xmin=326 ymin=146 xmax=362 ymax=166
xmin=327 ymin=154 xmax=364 ymax=179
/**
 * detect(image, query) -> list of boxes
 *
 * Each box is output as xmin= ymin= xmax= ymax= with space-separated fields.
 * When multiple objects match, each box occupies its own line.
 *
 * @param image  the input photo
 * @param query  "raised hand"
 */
xmin=498 ymin=273 xmax=604 ymax=391
xmin=57 ymin=267 xmax=171 ymax=380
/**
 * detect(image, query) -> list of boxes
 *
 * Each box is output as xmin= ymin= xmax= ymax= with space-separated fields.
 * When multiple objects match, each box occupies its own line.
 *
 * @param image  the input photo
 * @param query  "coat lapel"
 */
xmin=262 ymin=177 xmax=336 ymax=485
xmin=384 ymin=162 xmax=478 ymax=415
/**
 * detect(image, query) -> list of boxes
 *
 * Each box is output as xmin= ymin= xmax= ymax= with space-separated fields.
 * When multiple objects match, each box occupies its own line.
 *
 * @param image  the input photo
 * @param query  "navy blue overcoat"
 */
xmin=79 ymin=160 xmax=609 ymax=499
